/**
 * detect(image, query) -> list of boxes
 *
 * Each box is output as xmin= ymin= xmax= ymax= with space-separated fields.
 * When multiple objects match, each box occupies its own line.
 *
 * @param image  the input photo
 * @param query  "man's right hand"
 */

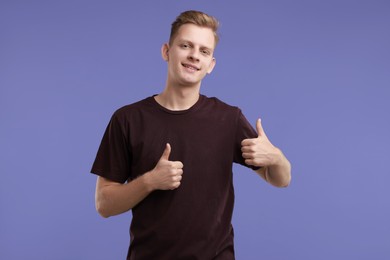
xmin=147 ymin=143 xmax=184 ymax=190
xmin=95 ymin=143 xmax=183 ymax=217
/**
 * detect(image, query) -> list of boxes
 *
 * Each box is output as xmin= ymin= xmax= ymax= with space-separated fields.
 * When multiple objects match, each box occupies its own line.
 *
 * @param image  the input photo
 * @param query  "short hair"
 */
xmin=169 ymin=10 xmax=220 ymax=46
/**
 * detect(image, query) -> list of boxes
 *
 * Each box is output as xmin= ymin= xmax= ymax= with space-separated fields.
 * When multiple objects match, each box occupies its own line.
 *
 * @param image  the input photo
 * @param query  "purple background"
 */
xmin=1 ymin=1 xmax=389 ymax=259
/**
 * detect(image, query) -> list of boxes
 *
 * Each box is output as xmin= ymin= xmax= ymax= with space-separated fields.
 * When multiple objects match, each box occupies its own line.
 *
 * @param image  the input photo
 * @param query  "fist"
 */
xmin=241 ymin=119 xmax=281 ymax=167
xmin=149 ymin=143 xmax=184 ymax=190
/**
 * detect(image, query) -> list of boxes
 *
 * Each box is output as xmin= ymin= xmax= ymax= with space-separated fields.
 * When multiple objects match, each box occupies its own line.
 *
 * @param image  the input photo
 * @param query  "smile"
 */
xmin=182 ymin=63 xmax=200 ymax=71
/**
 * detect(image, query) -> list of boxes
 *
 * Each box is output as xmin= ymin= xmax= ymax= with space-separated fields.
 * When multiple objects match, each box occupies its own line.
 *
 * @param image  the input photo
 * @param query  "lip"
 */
xmin=182 ymin=63 xmax=200 ymax=71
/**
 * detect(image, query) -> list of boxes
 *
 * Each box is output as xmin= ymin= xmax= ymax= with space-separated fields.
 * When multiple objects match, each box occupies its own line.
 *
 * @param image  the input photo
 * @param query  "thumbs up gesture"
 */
xmin=149 ymin=143 xmax=184 ymax=190
xmin=241 ymin=119 xmax=282 ymax=168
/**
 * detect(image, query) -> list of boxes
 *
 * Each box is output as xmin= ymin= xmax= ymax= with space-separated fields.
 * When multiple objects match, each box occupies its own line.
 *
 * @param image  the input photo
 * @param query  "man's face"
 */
xmin=162 ymin=23 xmax=216 ymax=88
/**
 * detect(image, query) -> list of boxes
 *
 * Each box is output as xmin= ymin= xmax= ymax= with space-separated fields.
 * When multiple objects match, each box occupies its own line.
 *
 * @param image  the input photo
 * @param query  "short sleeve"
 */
xmin=233 ymin=110 xmax=261 ymax=170
xmin=90 ymin=112 xmax=132 ymax=183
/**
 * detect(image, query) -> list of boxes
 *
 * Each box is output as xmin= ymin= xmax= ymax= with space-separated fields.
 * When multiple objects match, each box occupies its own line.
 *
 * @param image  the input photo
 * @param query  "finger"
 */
xmin=256 ymin=118 xmax=265 ymax=137
xmin=160 ymin=143 xmax=171 ymax=160
xmin=175 ymin=168 xmax=183 ymax=175
xmin=172 ymin=161 xmax=184 ymax=169
xmin=242 ymin=152 xmax=253 ymax=159
xmin=241 ymin=139 xmax=256 ymax=146
xmin=171 ymin=182 xmax=181 ymax=190
xmin=245 ymin=159 xmax=255 ymax=166
xmin=241 ymin=146 xmax=255 ymax=153
xmin=245 ymin=158 xmax=264 ymax=167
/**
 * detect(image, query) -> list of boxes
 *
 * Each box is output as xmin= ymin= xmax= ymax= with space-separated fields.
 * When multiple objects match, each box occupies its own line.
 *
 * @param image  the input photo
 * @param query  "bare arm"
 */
xmin=95 ymin=143 xmax=183 ymax=218
xmin=241 ymin=119 xmax=291 ymax=188
xmin=95 ymin=175 xmax=152 ymax=218
xmin=254 ymin=148 xmax=291 ymax=187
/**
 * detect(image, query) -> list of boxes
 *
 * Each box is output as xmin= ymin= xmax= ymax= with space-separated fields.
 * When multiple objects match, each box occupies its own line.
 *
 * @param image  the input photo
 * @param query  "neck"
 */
xmin=155 ymin=83 xmax=201 ymax=111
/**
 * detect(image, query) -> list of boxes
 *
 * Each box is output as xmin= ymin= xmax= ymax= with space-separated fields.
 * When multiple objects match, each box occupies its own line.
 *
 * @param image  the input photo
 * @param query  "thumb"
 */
xmin=256 ymin=118 xmax=266 ymax=137
xmin=160 ymin=143 xmax=171 ymax=160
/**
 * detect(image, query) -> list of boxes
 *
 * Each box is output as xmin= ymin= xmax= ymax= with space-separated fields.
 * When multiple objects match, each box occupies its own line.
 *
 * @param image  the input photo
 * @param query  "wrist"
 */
xmin=142 ymin=171 xmax=156 ymax=192
xmin=271 ymin=147 xmax=283 ymax=166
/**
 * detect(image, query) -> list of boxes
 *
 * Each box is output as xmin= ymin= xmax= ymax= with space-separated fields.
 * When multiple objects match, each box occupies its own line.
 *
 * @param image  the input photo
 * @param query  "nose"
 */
xmin=188 ymin=49 xmax=200 ymax=62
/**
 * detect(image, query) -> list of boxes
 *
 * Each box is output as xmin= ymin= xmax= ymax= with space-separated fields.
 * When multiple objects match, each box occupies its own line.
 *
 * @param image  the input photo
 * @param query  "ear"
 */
xmin=206 ymin=57 xmax=216 ymax=74
xmin=161 ymin=43 xmax=169 ymax=61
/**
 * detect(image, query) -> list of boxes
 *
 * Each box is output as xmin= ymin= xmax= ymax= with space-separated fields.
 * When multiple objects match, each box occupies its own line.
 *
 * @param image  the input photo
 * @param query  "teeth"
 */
xmin=183 ymin=64 xmax=198 ymax=70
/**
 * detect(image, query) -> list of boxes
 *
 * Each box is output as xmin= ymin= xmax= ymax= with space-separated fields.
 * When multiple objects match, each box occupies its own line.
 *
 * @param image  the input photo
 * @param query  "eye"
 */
xmin=181 ymin=43 xmax=190 ymax=49
xmin=201 ymin=49 xmax=211 ymax=55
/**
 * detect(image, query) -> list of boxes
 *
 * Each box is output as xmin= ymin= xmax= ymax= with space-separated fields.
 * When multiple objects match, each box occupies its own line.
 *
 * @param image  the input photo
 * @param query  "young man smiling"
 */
xmin=91 ymin=10 xmax=291 ymax=260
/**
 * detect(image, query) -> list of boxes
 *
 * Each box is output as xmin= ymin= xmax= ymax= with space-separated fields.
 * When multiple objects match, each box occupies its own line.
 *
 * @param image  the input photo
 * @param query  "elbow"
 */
xmin=96 ymin=202 xmax=111 ymax=218
xmin=95 ymin=190 xmax=112 ymax=218
xmin=271 ymin=177 xmax=291 ymax=188
xmin=277 ymin=160 xmax=291 ymax=188
xmin=277 ymin=178 xmax=291 ymax=188
xmin=271 ymin=166 xmax=292 ymax=188
xmin=278 ymin=169 xmax=292 ymax=188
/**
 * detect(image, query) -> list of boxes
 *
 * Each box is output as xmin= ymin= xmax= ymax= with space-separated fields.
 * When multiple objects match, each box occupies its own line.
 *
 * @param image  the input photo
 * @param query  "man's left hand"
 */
xmin=241 ymin=118 xmax=282 ymax=167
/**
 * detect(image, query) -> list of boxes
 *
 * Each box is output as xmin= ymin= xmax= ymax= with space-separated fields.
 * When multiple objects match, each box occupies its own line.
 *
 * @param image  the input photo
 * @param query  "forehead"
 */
xmin=173 ymin=23 xmax=216 ymax=49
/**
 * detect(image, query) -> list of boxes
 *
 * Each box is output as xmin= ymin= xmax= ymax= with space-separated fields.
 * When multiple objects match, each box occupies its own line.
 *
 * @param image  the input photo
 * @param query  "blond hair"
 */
xmin=169 ymin=10 xmax=220 ymax=46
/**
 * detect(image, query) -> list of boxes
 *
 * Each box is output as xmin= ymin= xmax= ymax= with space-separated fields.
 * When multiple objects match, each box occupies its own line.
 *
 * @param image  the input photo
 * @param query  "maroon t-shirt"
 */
xmin=91 ymin=95 xmax=259 ymax=260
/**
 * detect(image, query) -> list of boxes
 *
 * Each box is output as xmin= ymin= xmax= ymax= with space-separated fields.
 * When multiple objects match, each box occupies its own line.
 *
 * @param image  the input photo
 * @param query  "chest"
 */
xmin=128 ymin=112 xmax=237 ymax=177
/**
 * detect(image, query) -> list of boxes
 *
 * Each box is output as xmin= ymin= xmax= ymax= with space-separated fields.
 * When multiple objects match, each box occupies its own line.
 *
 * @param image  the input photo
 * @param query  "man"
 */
xmin=91 ymin=10 xmax=291 ymax=260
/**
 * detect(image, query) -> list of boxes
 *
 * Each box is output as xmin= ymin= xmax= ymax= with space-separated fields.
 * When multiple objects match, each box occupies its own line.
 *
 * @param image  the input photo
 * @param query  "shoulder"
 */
xmin=201 ymin=95 xmax=242 ymax=114
xmin=113 ymin=96 xmax=154 ymax=117
xmin=105 ymin=96 xmax=156 ymax=128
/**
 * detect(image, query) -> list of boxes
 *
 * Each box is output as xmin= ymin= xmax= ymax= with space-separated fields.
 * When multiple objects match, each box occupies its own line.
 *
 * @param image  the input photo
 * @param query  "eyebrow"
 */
xmin=177 ymin=39 xmax=214 ymax=51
